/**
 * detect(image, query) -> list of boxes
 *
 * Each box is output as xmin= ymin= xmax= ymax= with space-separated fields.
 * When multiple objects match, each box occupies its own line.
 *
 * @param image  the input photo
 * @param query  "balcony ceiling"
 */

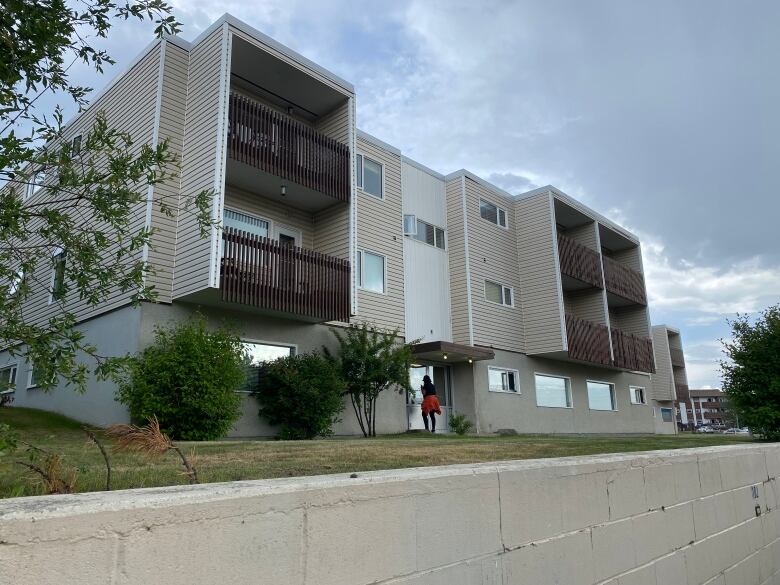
xmin=599 ymin=223 xmax=636 ymax=253
xmin=232 ymin=37 xmax=348 ymax=122
xmin=554 ymin=198 xmax=592 ymax=229
xmin=226 ymin=159 xmax=344 ymax=213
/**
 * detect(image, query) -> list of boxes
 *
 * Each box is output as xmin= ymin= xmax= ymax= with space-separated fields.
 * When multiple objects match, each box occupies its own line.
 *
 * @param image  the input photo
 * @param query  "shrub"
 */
xmin=116 ymin=315 xmax=244 ymax=440
xmin=449 ymin=413 xmax=474 ymax=436
xmin=254 ymin=353 xmax=344 ymax=440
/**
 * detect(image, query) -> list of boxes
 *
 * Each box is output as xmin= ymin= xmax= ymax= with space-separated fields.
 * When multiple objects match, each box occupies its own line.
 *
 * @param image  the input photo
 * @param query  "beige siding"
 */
xmin=315 ymin=102 xmax=350 ymax=145
xmin=173 ymin=27 xmax=225 ymax=298
xmin=445 ymin=178 xmax=471 ymax=345
xmin=563 ymin=289 xmax=607 ymax=324
xmin=353 ymin=137 xmax=404 ymax=335
xmin=609 ymin=246 xmax=643 ymax=272
xmin=20 ymin=43 xmax=162 ymax=326
xmin=313 ymin=205 xmax=350 ymax=260
xmin=651 ymin=326 xmax=675 ymax=400
xmin=464 ymin=178 xmax=524 ymax=352
xmin=515 ymin=193 xmax=565 ymax=354
xmin=148 ymin=41 xmax=189 ymax=302
xmin=609 ymin=306 xmax=651 ymax=337
xmin=223 ymin=185 xmax=315 ymax=249
xmin=560 ymin=222 xmax=598 ymax=250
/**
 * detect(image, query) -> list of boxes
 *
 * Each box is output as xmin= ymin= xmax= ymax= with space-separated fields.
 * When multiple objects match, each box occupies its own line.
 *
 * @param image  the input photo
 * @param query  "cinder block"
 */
xmin=618 ymin=565 xmax=656 ymax=585
xmin=693 ymin=491 xmax=738 ymax=540
xmin=685 ymin=531 xmax=729 ymax=584
xmin=720 ymin=453 xmax=768 ymax=491
xmin=764 ymin=449 xmax=780 ymax=481
xmin=724 ymin=553 xmax=762 ymax=585
xmin=674 ymin=460 xmax=703 ymax=504
xmin=653 ymin=550 xmax=688 ymax=585
xmin=608 ymin=466 xmax=649 ymax=519
xmin=499 ymin=465 xmax=609 ymax=547
xmin=592 ymin=518 xmax=637 ymax=582
xmin=644 ymin=464 xmax=677 ymax=510
xmin=699 ymin=455 xmax=725 ymax=497
xmin=759 ymin=543 xmax=776 ymax=583
xmin=634 ymin=505 xmax=694 ymax=566
xmin=392 ymin=555 xmax=503 ymax=585
xmin=503 ymin=531 xmax=594 ymax=585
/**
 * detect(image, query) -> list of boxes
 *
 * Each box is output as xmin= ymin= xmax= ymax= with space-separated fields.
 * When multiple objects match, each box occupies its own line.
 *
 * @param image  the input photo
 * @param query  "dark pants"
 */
xmin=422 ymin=412 xmax=436 ymax=432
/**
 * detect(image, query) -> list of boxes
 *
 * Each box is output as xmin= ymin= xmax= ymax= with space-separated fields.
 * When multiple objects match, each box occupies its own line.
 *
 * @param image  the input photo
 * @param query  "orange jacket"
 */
xmin=421 ymin=394 xmax=441 ymax=416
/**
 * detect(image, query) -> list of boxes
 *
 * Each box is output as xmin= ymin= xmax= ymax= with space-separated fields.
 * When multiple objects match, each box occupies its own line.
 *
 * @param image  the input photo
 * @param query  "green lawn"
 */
xmin=0 ymin=407 xmax=755 ymax=498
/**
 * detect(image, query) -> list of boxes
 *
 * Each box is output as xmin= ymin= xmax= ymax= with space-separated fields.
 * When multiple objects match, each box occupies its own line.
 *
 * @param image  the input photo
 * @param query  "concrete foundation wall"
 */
xmin=1 ymin=444 xmax=778 ymax=585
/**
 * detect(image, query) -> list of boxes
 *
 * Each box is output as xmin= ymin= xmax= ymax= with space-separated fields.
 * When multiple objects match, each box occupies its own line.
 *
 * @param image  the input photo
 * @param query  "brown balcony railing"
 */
xmin=603 ymin=256 xmax=647 ymax=306
xmin=220 ymin=228 xmax=350 ymax=323
xmin=557 ymin=234 xmax=603 ymax=289
xmin=565 ymin=314 xmax=612 ymax=366
xmin=227 ymin=93 xmax=350 ymax=203
xmin=670 ymin=347 xmax=685 ymax=368
xmin=675 ymin=383 xmax=690 ymax=401
xmin=611 ymin=328 xmax=655 ymax=373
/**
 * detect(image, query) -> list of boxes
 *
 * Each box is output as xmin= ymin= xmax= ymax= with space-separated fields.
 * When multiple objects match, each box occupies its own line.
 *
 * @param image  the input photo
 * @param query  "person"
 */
xmin=420 ymin=374 xmax=442 ymax=433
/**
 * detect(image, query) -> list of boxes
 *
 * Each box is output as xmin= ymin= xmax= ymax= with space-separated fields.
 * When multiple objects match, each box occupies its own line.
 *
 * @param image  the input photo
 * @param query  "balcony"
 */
xmin=670 ymin=347 xmax=685 ymax=368
xmin=603 ymin=256 xmax=647 ymax=306
xmin=220 ymin=228 xmax=350 ymax=323
xmin=675 ymin=383 xmax=690 ymax=401
xmin=227 ymin=93 xmax=350 ymax=204
xmin=557 ymin=234 xmax=603 ymax=289
xmin=611 ymin=328 xmax=655 ymax=373
xmin=565 ymin=314 xmax=612 ymax=367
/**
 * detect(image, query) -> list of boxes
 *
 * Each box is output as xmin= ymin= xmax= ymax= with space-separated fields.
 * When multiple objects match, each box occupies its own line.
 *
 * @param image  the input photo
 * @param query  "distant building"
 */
xmin=678 ymin=388 xmax=730 ymax=428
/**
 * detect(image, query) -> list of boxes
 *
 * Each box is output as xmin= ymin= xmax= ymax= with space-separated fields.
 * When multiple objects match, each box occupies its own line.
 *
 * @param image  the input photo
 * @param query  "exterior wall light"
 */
xmin=442 ymin=353 xmax=448 ymax=360
xmin=280 ymin=185 xmax=287 ymax=196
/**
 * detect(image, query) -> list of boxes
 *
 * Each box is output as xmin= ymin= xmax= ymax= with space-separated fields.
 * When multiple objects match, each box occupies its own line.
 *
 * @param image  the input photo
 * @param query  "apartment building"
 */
xmin=680 ymin=389 xmax=731 ymax=428
xmin=0 ymin=14 xmax=674 ymax=436
xmin=650 ymin=325 xmax=688 ymax=431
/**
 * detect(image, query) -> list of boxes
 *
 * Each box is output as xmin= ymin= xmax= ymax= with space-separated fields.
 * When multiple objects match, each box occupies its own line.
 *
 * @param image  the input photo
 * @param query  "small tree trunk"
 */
xmin=349 ymin=393 xmax=368 ymax=438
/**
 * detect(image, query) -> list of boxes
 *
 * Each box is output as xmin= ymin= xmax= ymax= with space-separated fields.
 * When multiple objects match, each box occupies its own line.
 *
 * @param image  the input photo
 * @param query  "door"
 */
xmin=274 ymin=225 xmax=300 ymax=291
xmin=407 ymin=365 xmax=451 ymax=431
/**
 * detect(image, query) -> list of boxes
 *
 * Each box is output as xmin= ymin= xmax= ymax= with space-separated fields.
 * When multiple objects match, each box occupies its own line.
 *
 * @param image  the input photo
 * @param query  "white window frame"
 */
xmin=629 ymin=385 xmax=647 ymax=405
xmin=356 ymin=153 xmax=384 ymax=199
xmin=238 ymin=339 xmax=297 ymax=394
xmin=27 ymin=364 xmax=39 ymax=389
xmin=479 ymin=198 xmax=508 ymax=229
xmin=8 ymin=268 xmax=24 ymax=296
xmin=24 ymin=169 xmax=45 ymax=202
xmin=534 ymin=372 xmax=573 ymax=409
xmin=660 ymin=407 xmax=674 ymax=422
xmin=405 ymin=216 xmax=446 ymax=250
xmin=488 ymin=366 xmax=520 ymax=394
xmin=0 ymin=363 xmax=18 ymax=394
xmin=356 ymin=248 xmax=387 ymax=294
xmin=223 ymin=207 xmax=272 ymax=239
xmin=586 ymin=379 xmax=618 ymax=411
xmin=49 ymin=246 xmax=66 ymax=305
xmin=403 ymin=214 xmax=417 ymax=236
xmin=484 ymin=280 xmax=514 ymax=307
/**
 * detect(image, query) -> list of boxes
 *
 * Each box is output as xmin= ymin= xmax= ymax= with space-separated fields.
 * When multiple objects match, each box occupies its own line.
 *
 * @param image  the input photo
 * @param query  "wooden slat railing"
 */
xmin=675 ymin=383 xmax=690 ymax=401
xmin=611 ymin=327 xmax=655 ymax=373
xmin=227 ymin=93 xmax=350 ymax=203
xmin=603 ymin=256 xmax=647 ymax=306
xmin=670 ymin=347 xmax=686 ymax=368
xmin=220 ymin=228 xmax=350 ymax=323
xmin=565 ymin=314 xmax=612 ymax=366
xmin=557 ymin=234 xmax=603 ymax=289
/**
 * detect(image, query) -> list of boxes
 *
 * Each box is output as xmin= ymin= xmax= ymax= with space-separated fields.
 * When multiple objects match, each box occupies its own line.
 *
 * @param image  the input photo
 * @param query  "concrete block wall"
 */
xmin=0 ymin=444 xmax=778 ymax=585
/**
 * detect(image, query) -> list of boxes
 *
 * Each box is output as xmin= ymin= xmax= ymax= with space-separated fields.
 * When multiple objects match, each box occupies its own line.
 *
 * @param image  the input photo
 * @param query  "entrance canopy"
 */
xmin=411 ymin=341 xmax=495 ymax=364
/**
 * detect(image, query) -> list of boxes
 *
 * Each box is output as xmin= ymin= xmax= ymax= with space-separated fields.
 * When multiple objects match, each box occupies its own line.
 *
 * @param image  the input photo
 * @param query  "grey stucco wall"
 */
xmin=1 ymin=444 xmax=778 ymax=585
xmin=0 ymin=305 xmax=139 ymax=426
xmin=461 ymin=348 xmax=663 ymax=434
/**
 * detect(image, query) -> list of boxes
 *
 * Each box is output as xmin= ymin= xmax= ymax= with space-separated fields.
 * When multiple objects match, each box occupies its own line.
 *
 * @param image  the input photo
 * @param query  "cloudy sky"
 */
xmin=63 ymin=0 xmax=779 ymax=387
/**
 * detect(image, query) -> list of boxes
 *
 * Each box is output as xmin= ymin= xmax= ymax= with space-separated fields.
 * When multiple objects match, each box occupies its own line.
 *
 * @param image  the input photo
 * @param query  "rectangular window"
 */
xmin=357 ymin=250 xmax=385 ymax=293
xmin=24 ymin=169 xmax=45 ymax=201
xmin=535 ymin=374 xmax=572 ymax=408
xmin=403 ymin=214 xmax=417 ymax=236
xmin=480 ymin=199 xmax=507 ymax=228
xmin=587 ymin=381 xmax=617 ymax=411
xmin=630 ymin=386 xmax=646 ymax=405
xmin=0 ymin=365 xmax=17 ymax=393
xmin=357 ymin=154 xmax=383 ymax=198
xmin=488 ymin=367 xmax=519 ymax=393
xmin=240 ymin=342 xmax=294 ymax=392
xmin=71 ymin=134 xmax=82 ymax=157
xmin=413 ymin=219 xmax=435 ymax=246
xmin=50 ymin=247 xmax=67 ymax=303
xmin=484 ymin=280 xmax=513 ymax=306
xmin=660 ymin=407 xmax=673 ymax=422
xmin=223 ymin=208 xmax=269 ymax=238
xmin=435 ymin=227 xmax=445 ymax=249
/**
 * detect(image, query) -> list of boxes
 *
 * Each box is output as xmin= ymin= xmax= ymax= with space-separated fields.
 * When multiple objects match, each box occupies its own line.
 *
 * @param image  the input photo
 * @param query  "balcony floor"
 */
xmin=226 ymin=159 xmax=345 ymax=213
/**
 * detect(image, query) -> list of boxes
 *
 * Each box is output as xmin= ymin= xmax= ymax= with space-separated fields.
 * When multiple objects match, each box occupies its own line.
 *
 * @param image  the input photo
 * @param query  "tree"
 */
xmin=324 ymin=323 xmax=414 ymax=438
xmin=0 ymin=1 xmax=212 ymax=393
xmin=721 ymin=305 xmax=780 ymax=439
xmin=115 ymin=316 xmax=245 ymax=440
xmin=254 ymin=353 xmax=345 ymax=440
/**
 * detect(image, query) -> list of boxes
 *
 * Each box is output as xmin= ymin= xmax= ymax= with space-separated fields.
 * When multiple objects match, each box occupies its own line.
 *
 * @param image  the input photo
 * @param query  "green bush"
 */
xmin=253 ymin=353 xmax=344 ymax=440
xmin=449 ymin=413 xmax=474 ymax=436
xmin=116 ymin=315 xmax=244 ymax=440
